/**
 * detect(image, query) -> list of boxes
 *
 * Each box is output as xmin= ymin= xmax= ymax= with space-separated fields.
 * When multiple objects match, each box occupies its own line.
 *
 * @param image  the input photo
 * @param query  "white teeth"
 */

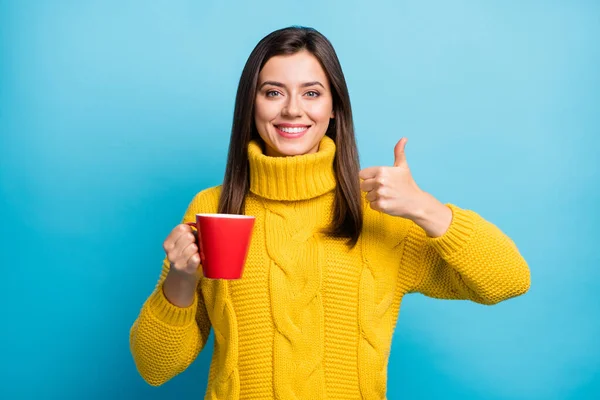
xmin=278 ymin=126 xmax=309 ymax=133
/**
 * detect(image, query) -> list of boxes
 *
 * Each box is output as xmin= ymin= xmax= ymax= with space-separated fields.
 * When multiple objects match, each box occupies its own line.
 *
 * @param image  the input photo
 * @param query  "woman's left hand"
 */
xmin=359 ymin=138 xmax=453 ymax=237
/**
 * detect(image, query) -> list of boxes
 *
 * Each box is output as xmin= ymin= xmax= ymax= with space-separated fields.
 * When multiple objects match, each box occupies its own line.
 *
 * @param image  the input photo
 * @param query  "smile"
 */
xmin=274 ymin=125 xmax=311 ymax=138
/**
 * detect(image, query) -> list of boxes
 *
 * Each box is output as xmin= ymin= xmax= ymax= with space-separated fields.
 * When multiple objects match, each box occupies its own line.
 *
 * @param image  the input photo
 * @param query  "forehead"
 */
xmin=259 ymin=51 xmax=329 ymax=85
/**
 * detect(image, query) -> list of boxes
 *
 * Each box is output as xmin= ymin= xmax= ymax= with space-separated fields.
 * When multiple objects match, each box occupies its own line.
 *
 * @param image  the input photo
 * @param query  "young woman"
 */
xmin=130 ymin=26 xmax=530 ymax=399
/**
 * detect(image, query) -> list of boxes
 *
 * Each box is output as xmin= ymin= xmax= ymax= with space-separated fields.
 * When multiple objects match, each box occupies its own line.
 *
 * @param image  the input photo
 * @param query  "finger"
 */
xmin=360 ymin=178 xmax=376 ymax=192
xmin=393 ymin=138 xmax=408 ymax=167
xmin=170 ymin=242 xmax=198 ymax=270
xmin=171 ymin=230 xmax=196 ymax=259
xmin=359 ymin=166 xmax=381 ymax=180
xmin=368 ymin=199 xmax=384 ymax=212
xmin=165 ymin=224 xmax=192 ymax=250
xmin=180 ymin=242 xmax=201 ymax=271
xmin=361 ymin=175 xmax=389 ymax=192
xmin=360 ymin=177 xmax=384 ymax=192
xmin=365 ymin=190 xmax=378 ymax=202
xmin=181 ymin=242 xmax=199 ymax=265
xmin=186 ymin=251 xmax=201 ymax=271
xmin=173 ymin=223 xmax=192 ymax=237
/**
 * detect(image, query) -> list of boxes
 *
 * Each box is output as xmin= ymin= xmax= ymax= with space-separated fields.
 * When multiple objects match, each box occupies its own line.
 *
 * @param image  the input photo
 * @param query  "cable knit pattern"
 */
xmin=265 ymin=199 xmax=326 ymax=399
xmin=201 ymin=278 xmax=240 ymax=399
xmin=129 ymin=135 xmax=531 ymax=399
xmin=358 ymin=198 xmax=412 ymax=400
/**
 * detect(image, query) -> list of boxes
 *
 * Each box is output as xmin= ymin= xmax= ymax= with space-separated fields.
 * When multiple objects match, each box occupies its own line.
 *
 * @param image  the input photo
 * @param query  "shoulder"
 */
xmin=181 ymin=185 xmax=222 ymax=221
xmin=192 ymin=185 xmax=222 ymax=206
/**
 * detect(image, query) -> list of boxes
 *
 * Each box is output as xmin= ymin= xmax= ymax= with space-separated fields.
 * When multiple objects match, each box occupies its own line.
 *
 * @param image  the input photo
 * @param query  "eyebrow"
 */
xmin=258 ymin=80 xmax=325 ymax=90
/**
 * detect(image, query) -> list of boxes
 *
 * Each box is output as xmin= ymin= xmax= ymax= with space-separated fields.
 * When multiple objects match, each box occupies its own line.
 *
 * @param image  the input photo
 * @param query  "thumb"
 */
xmin=393 ymin=137 xmax=408 ymax=167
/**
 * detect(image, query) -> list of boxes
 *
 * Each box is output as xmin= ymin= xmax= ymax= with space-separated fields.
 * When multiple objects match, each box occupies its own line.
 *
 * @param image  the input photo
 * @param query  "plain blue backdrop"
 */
xmin=1 ymin=1 xmax=599 ymax=399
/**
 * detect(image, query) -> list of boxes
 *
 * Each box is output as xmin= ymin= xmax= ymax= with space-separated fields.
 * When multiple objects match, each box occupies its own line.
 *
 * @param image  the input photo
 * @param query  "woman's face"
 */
xmin=254 ymin=50 xmax=334 ymax=157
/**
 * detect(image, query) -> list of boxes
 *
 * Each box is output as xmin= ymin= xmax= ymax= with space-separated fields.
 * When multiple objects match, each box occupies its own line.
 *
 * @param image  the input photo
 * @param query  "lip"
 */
xmin=274 ymin=124 xmax=311 ymax=139
xmin=275 ymin=123 xmax=311 ymax=128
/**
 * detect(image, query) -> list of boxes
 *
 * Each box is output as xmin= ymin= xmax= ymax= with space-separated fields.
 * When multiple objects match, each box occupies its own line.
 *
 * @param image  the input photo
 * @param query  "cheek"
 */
xmin=254 ymin=98 xmax=279 ymax=124
xmin=306 ymin=100 xmax=333 ymax=123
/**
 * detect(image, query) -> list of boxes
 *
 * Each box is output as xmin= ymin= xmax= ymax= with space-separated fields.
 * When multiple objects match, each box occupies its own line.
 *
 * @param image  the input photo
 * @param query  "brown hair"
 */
xmin=218 ymin=26 xmax=363 ymax=247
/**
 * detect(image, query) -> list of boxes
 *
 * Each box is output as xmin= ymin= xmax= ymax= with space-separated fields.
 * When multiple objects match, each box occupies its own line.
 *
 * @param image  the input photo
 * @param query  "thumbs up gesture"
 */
xmin=359 ymin=138 xmax=426 ymax=219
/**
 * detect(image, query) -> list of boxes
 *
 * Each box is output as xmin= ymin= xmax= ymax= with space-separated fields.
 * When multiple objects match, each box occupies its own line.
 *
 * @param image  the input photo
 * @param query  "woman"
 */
xmin=129 ymin=26 xmax=531 ymax=399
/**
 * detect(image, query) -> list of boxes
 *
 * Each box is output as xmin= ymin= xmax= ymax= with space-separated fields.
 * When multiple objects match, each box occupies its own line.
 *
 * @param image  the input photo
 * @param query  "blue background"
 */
xmin=1 ymin=1 xmax=599 ymax=399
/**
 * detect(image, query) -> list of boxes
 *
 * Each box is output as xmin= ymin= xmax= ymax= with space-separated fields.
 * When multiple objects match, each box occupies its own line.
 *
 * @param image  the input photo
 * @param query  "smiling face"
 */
xmin=254 ymin=50 xmax=335 ymax=157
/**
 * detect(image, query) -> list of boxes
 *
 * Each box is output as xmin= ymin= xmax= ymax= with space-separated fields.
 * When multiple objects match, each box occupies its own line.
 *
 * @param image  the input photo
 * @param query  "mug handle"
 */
xmin=185 ymin=222 xmax=205 ymax=264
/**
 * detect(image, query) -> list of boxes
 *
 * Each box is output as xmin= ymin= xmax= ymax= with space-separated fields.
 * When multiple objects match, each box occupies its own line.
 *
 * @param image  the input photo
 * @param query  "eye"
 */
xmin=266 ymin=90 xmax=281 ymax=98
xmin=305 ymin=91 xmax=320 ymax=97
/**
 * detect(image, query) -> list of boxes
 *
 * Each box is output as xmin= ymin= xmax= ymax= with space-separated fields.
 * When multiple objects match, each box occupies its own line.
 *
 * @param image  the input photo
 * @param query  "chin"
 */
xmin=268 ymin=138 xmax=320 ymax=157
xmin=271 ymin=144 xmax=308 ymax=157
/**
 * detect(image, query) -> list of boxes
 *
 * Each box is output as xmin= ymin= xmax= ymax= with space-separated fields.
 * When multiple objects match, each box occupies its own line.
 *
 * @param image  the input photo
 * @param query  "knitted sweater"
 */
xmin=129 ymin=135 xmax=530 ymax=399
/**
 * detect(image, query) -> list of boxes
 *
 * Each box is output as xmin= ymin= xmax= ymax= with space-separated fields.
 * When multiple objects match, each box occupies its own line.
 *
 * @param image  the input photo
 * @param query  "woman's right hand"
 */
xmin=161 ymin=224 xmax=201 ymax=307
xmin=163 ymin=224 xmax=201 ymax=276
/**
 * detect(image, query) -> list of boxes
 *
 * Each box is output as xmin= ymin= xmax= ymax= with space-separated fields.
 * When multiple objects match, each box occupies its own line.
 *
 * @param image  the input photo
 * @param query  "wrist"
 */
xmin=410 ymin=192 xmax=452 ymax=238
xmin=163 ymin=268 xmax=200 ymax=308
xmin=406 ymin=190 xmax=434 ymax=221
xmin=166 ymin=264 xmax=201 ymax=283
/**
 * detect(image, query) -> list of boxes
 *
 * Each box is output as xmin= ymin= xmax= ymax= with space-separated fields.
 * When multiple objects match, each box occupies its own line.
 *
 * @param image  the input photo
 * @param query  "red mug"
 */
xmin=186 ymin=213 xmax=255 ymax=279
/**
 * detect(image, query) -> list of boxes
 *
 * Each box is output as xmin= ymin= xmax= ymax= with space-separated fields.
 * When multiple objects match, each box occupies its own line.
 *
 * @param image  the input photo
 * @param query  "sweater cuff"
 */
xmin=146 ymin=284 xmax=198 ymax=327
xmin=428 ymin=204 xmax=476 ymax=259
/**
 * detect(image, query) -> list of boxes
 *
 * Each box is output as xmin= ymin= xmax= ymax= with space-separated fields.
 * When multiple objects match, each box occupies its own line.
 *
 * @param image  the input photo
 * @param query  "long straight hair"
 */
xmin=218 ymin=26 xmax=363 ymax=247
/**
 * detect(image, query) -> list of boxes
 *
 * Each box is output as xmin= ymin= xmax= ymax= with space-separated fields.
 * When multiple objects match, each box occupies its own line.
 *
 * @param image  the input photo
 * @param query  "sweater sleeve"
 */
xmin=405 ymin=204 xmax=531 ymax=305
xmin=129 ymin=187 xmax=220 ymax=385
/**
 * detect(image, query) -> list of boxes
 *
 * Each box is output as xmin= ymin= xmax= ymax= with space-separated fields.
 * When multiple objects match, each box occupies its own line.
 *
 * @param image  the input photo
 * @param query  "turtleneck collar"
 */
xmin=247 ymin=135 xmax=337 ymax=201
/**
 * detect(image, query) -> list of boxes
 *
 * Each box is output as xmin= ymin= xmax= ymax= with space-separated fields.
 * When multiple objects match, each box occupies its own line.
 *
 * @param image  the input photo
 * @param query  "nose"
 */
xmin=281 ymin=94 xmax=302 ymax=117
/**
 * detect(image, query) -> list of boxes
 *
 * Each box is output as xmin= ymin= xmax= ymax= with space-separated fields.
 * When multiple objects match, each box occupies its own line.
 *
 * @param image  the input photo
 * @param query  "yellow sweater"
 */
xmin=130 ymin=135 xmax=530 ymax=399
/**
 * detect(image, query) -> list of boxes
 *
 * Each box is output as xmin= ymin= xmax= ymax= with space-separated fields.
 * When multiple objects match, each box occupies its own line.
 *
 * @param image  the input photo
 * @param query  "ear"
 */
xmin=330 ymin=110 xmax=335 ymax=119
